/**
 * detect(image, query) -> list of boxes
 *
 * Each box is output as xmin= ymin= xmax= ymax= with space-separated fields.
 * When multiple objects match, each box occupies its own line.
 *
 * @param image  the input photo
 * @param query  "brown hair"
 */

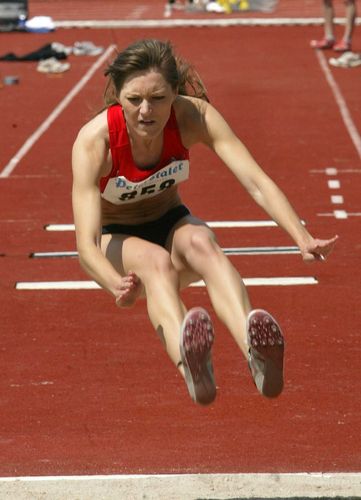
xmin=104 ymin=39 xmax=209 ymax=106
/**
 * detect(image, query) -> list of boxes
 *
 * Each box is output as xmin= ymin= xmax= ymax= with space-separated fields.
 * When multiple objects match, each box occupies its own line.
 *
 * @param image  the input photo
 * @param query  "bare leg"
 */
xmin=343 ymin=0 xmax=356 ymax=42
xmin=102 ymin=232 xmax=217 ymax=404
xmin=323 ymin=0 xmax=335 ymax=40
xmin=102 ymin=233 xmax=186 ymax=364
xmin=101 ymin=234 xmax=143 ymax=307
xmin=168 ymin=220 xmax=252 ymax=358
xmin=141 ymin=254 xmax=186 ymax=365
xmin=168 ymin=219 xmax=285 ymax=398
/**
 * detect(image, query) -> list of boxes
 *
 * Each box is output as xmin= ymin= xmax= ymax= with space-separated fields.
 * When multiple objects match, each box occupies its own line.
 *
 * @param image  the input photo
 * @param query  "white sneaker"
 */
xmin=329 ymin=52 xmax=361 ymax=68
xmin=51 ymin=42 xmax=73 ymax=56
xmin=37 ymin=57 xmax=70 ymax=74
xmin=73 ymin=41 xmax=104 ymax=56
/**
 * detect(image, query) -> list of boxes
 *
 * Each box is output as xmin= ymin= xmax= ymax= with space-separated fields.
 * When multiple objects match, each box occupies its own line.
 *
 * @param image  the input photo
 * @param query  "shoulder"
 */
xmin=74 ymin=109 xmax=109 ymax=149
xmin=173 ymin=95 xmax=231 ymax=149
xmin=173 ymin=95 xmax=207 ymax=124
xmin=72 ymin=109 xmax=111 ymax=180
xmin=173 ymin=95 xmax=210 ymax=148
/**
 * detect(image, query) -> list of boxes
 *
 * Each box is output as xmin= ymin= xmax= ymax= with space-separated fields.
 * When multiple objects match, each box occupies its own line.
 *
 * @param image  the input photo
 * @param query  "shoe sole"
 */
xmin=179 ymin=307 xmax=216 ymax=406
xmin=247 ymin=309 xmax=284 ymax=398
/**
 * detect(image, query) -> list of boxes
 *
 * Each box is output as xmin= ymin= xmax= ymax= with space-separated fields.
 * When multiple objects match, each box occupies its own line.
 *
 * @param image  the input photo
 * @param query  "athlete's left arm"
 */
xmin=200 ymin=102 xmax=338 ymax=261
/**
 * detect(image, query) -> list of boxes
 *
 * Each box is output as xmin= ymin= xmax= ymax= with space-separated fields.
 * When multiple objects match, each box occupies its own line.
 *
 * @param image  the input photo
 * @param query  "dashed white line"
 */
xmin=310 ymin=167 xmax=361 ymax=175
xmin=330 ymin=195 xmax=344 ymax=204
xmin=318 ymin=211 xmax=361 ymax=218
xmin=328 ymin=179 xmax=341 ymax=189
xmin=333 ymin=209 xmax=348 ymax=219
xmin=325 ymin=167 xmax=338 ymax=175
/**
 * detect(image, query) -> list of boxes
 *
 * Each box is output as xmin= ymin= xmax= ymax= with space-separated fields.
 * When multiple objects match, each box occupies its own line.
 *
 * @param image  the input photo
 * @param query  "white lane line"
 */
xmin=318 ymin=211 xmax=361 ymax=218
xmin=44 ymin=220 xmax=306 ymax=231
xmin=190 ymin=277 xmax=317 ymax=287
xmin=326 ymin=167 xmax=338 ymax=175
xmin=45 ymin=224 xmax=75 ymax=231
xmin=31 ymin=251 xmax=78 ymax=258
xmin=0 ymin=472 xmax=360 ymax=498
xmin=30 ymin=247 xmax=300 ymax=258
xmin=330 ymin=195 xmax=344 ymax=204
xmin=316 ymin=50 xmax=361 ymax=160
xmin=17 ymin=281 xmax=101 ymax=290
xmin=15 ymin=277 xmax=317 ymax=290
xmin=333 ymin=209 xmax=348 ymax=219
xmin=328 ymin=179 xmax=341 ymax=189
xmin=311 ymin=167 xmax=361 ymax=174
xmin=54 ymin=17 xmax=361 ymax=28
xmin=0 ymin=45 xmax=116 ymax=179
xmin=207 ymin=220 xmax=279 ymax=228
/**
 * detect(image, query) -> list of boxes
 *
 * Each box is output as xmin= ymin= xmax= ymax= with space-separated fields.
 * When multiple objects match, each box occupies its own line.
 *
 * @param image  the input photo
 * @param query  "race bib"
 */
xmin=101 ymin=159 xmax=189 ymax=204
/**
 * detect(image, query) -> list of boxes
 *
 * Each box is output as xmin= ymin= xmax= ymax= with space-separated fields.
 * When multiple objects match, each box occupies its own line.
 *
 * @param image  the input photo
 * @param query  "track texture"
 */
xmin=0 ymin=7 xmax=360 ymax=476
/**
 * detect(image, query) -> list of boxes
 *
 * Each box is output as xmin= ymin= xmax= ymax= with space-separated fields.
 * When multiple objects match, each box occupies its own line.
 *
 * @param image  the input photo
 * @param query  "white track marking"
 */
xmin=318 ymin=211 xmax=361 ymax=218
xmin=31 ymin=251 xmax=78 ymax=258
xmin=0 ymin=472 xmax=360 ymax=499
xmin=208 ymin=220 xmax=279 ymax=227
xmin=44 ymin=221 xmax=278 ymax=231
xmin=333 ymin=210 xmax=348 ymax=219
xmin=0 ymin=45 xmax=116 ymax=178
xmin=44 ymin=220 xmax=306 ymax=231
xmin=330 ymin=195 xmax=344 ymax=204
xmin=54 ymin=17 xmax=361 ymax=28
xmin=316 ymin=50 xmax=361 ymax=160
xmin=311 ymin=167 xmax=361 ymax=174
xmin=16 ymin=277 xmax=317 ymax=290
xmin=30 ymin=246 xmax=300 ymax=258
xmin=45 ymin=224 xmax=75 ymax=231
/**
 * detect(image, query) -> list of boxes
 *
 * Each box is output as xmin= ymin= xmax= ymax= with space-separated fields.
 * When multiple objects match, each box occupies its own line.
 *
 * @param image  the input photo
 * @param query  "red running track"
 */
xmin=0 ymin=21 xmax=360 ymax=477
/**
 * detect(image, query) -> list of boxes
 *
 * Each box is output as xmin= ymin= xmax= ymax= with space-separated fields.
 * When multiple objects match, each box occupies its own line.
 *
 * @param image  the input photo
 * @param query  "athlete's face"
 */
xmin=119 ymin=69 xmax=177 ymax=140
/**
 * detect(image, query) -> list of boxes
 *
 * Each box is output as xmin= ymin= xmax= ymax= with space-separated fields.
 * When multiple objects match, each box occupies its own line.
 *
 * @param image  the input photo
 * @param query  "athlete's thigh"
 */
xmin=101 ymin=233 xmax=169 ymax=278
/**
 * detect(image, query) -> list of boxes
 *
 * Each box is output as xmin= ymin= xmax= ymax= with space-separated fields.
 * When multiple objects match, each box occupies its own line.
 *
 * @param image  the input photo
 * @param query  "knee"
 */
xmin=142 ymin=247 xmax=176 ymax=278
xmin=187 ymin=231 xmax=220 ymax=261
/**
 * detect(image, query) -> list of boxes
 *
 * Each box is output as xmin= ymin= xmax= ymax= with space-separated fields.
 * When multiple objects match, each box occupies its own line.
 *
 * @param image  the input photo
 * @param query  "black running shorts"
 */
xmin=101 ymin=204 xmax=191 ymax=248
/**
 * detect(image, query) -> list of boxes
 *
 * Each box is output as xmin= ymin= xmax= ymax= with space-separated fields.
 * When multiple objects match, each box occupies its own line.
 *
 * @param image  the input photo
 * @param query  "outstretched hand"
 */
xmin=114 ymin=271 xmax=143 ymax=307
xmin=300 ymin=235 xmax=339 ymax=262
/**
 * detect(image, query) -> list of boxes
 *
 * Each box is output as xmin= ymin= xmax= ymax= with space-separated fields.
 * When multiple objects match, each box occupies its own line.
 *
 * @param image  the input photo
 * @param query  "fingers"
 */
xmin=127 ymin=270 xmax=140 ymax=283
xmin=311 ymin=235 xmax=339 ymax=260
xmin=311 ymin=252 xmax=326 ymax=261
xmin=303 ymin=234 xmax=339 ymax=262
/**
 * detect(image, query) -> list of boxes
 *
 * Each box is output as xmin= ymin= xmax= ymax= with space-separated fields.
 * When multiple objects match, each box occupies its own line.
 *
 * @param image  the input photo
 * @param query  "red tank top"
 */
xmin=100 ymin=104 xmax=190 ymax=204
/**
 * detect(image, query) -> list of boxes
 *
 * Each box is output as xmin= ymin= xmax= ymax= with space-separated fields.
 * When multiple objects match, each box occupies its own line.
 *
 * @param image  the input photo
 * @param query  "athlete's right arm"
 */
xmin=71 ymin=123 xmax=123 ymax=297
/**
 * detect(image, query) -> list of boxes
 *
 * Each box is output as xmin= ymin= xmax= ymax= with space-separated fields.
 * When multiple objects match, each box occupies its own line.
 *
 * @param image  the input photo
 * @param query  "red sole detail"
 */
xmin=180 ymin=307 xmax=216 ymax=405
